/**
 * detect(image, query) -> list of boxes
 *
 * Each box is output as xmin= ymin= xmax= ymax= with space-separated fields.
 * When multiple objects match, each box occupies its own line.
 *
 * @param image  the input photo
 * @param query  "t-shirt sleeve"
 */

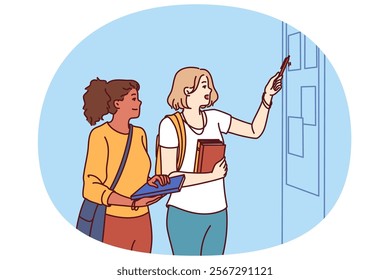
xmin=210 ymin=109 xmax=232 ymax=134
xmin=159 ymin=117 xmax=179 ymax=148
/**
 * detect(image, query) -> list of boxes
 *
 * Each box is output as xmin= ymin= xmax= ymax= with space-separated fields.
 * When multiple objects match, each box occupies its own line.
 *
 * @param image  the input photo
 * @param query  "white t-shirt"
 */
xmin=159 ymin=109 xmax=232 ymax=214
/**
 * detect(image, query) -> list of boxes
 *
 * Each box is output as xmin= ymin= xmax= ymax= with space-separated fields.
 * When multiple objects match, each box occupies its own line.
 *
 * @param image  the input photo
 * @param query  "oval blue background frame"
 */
xmin=38 ymin=5 xmax=350 ymax=254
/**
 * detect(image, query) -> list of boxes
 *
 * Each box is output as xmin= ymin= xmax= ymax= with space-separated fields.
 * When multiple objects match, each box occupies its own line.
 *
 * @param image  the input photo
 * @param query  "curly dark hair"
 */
xmin=82 ymin=78 xmax=140 ymax=125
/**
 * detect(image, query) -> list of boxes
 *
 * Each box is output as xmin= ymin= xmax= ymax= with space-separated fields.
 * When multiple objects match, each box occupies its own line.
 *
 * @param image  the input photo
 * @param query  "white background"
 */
xmin=1 ymin=0 xmax=389 ymax=279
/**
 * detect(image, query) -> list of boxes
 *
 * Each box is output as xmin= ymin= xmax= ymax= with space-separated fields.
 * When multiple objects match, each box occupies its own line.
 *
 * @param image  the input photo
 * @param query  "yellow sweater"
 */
xmin=82 ymin=123 xmax=151 ymax=217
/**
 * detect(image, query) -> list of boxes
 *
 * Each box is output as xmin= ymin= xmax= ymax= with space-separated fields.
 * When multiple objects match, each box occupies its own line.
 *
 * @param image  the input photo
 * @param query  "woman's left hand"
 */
xmin=148 ymin=174 xmax=170 ymax=188
xmin=264 ymin=72 xmax=283 ymax=96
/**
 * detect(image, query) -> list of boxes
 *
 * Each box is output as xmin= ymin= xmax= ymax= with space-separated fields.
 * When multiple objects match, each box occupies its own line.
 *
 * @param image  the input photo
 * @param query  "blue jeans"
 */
xmin=166 ymin=206 xmax=227 ymax=255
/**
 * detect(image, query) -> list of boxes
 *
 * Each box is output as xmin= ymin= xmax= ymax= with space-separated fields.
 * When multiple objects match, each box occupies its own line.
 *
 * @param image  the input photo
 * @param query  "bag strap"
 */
xmin=109 ymin=124 xmax=133 ymax=190
xmin=155 ymin=112 xmax=186 ymax=175
xmin=168 ymin=112 xmax=186 ymax=171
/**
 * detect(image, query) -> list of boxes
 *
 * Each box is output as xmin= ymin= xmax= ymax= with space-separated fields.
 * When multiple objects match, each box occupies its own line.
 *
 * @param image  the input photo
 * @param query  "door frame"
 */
xmin=280 ymin=22 xmax=326 ymax=243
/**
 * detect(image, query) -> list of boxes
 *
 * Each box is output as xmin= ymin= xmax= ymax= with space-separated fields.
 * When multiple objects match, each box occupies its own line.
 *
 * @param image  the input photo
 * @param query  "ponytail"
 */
xmin=83 ymin=78 xmax=110 ymax=126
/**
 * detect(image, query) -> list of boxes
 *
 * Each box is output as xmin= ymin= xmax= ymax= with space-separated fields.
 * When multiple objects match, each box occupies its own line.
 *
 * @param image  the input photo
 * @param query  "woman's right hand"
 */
xmin=212 ymin=157 xmax=228 ymax=180
xmin=133 ymin=195 xmax=164 ymax=208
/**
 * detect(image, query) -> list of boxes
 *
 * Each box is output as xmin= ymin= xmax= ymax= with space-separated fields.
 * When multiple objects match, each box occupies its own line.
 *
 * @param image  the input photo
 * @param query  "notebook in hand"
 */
xmin=194 ymin=139 xmax=226 ymax=173
xmin=130 ymin=175 xmax=185 ymax=200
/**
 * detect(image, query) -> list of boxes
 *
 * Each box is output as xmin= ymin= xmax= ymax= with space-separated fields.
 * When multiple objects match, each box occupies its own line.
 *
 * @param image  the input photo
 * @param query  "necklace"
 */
xmin=181 ymin=111 xmax=207 ymax=135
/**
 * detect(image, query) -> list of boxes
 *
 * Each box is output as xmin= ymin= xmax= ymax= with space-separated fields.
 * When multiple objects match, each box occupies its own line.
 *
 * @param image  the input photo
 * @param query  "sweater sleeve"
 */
xmin=82 ymin=128 xmax=113 ymax=206
xmin=140 ymin=127 xmax=148 ymax=151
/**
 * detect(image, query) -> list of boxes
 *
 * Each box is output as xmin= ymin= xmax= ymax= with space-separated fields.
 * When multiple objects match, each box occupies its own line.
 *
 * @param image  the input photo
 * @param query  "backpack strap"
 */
xmin=168 ymin=112 xmax=186 ymax=171
xmin=155 ymin=112 xmax=186 ymax=174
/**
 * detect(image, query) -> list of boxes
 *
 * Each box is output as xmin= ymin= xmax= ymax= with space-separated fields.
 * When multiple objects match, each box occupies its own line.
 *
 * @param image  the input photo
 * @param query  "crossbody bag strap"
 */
xmin=109 ymin=124 xmax=133 ymax=190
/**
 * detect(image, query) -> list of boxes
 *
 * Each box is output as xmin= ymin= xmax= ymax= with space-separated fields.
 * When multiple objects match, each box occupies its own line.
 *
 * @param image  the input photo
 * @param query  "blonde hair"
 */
xmin=167 ymin=67 xmax=219 ymax=110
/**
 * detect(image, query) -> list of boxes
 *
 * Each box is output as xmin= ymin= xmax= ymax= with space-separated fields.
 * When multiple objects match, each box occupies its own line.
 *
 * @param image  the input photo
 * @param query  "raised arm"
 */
xmin=228 ymin=72 xmax=282 ymax=138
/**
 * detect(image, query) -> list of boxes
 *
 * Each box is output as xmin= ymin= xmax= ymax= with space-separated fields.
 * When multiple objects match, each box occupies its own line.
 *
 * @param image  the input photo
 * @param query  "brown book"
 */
xmin=194 ymin=139 xmax=226 ymax=173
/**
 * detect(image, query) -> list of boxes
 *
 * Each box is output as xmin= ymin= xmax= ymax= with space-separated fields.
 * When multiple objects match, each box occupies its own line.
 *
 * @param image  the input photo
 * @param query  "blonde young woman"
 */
xmin=158 ymin=67 xmax=282 ymax=255
xmin=81 ymin=78 xmax=169 ymax=252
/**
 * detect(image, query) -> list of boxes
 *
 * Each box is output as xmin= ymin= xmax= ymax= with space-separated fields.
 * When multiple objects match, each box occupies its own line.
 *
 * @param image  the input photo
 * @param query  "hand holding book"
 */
xmin=130 ymin=175 xmax=185 ymax=200
xmin=147 ymin=174 xmax=170 ymax=188
xmin=132 ymin=195 xmax=164 ymax=208
xmin=211 ymin=157 xmax=228 ymax=179
xmin=194 ymin=139 xmax=226 ymax=173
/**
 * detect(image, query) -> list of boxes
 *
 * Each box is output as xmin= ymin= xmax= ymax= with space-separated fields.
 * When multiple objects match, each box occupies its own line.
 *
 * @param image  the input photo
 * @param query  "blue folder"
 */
xmin=130 ymin=175 xmax=185 ymax=200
